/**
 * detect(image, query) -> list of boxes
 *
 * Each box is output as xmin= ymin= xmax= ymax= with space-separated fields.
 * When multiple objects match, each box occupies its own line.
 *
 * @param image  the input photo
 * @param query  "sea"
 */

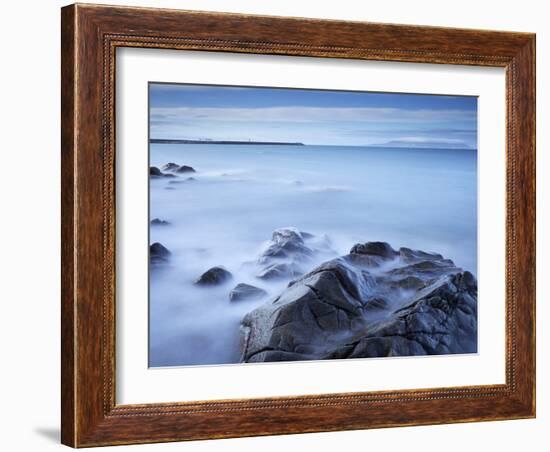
xmin=148 ymin=144 xmax=477 ymax=367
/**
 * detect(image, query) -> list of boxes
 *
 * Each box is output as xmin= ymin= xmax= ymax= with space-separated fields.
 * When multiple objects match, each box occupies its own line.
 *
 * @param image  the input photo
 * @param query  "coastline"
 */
xmin=150 ymin=138 xmax=305 ymax=146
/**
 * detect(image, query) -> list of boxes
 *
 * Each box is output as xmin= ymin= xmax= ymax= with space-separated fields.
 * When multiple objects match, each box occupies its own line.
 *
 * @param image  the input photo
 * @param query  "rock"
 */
xmin=257 ymin=263 xmax=302 ymax=280
xmin=391 ymin=276 xmax=424 ymax=290
xmin=399 ymin=247 xmax=443 ymax=263
xmin=195 ymin=266 xmax=233 ymax=286
xmin=350 ymin=241 xmax=397 ymax=259
xmin=240 ymin=243 xmax=477 ymax=363
xmin=151 ymin=218 xmax=170 ymax=226
xmin=150 ymin=166 xmax=163 ymax=177
xmin=176 ymin=165 xmax=196 ymax=174
xmin=364 ymin=297 xmax=390 ymax=311
xmin=254 ymin=228 xmax=336 ymax=283
xmin=260 ymin=228 xmax=311 ymax=260
xmin=150 ymin=242 xmax=171 ymax=265
xmin=229 ymin=284 xmax=268 ymax=302
xmin=162 ymin=162 xmax=180 ymax=172
xmin=342 ymin=271 xmax=478 ymax=358
xmin=163 ymin=173 xmax=177 ymax=178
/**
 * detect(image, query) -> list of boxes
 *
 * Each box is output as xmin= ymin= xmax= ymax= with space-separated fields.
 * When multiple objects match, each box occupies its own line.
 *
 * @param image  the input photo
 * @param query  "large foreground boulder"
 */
xmin=240 ymin=242 xmax=477 ymax=363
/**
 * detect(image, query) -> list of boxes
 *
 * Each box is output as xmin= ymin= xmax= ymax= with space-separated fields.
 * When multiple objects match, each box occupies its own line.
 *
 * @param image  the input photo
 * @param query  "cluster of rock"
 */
xmin=151 ymin=218 xmax=170 ymax=226
xmin=150 ymin=227 xmax=336 ymax=305
xmin=190 ymin=227 xmax=331 ymax=302
xmin=150 ymin=162 xmax=196 ymax=179
xmin=255 ymin=227 xmax=335 ymax=281
xmin=240 ymin=240 xmax=477 ymax=362
xmin=162 ymin=163 xmax=196 ymax=174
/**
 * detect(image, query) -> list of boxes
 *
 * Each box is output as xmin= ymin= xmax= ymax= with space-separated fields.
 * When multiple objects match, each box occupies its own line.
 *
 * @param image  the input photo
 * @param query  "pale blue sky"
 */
xmin=149 ymin=83 xmax=477 ymax=148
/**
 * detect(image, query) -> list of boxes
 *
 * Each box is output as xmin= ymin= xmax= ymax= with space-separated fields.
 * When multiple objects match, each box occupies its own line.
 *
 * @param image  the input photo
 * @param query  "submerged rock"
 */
xmin=257 ymin=263 xmax=302 ymax=280
xmin=151 ymin=218 xmax=170 ymax=226
xmin=176 ymin=165 xmax=196 ymax=174
xmin=350 ymin=241 xmax=398 ymax=259
xmin=229 ymin=284 xmax=268 ymax=302
xmin=260 ymin=228 xmax=313 ymax=262
xmin=149 ymin=166 xmax=163 ymax=177
xmin=240 ymin=242 xmax=477 ymax=363
xmin=150 ymin=242 xmax=171 ymax=265
xmin=195 ymin=266 xmax=233 ymax=286
xmin=161 ymin=162 xmax=180 ymax=172
xmin=254 ymin=227 xmax=335 ymax=281
xmin=150 ymin=166 xmax=177 ymax=178
xmin=169 ymin=177 xmax=196 ymax=185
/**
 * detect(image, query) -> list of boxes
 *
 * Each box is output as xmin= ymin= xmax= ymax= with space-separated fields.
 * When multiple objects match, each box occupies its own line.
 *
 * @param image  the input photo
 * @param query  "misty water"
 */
xmin=149 ymin=144 xmax=477 ymax=367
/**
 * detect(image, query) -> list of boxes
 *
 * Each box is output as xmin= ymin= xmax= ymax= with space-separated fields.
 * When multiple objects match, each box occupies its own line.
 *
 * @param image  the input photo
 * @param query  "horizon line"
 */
xmin=150 ymin=138 xmax=476 ymax=151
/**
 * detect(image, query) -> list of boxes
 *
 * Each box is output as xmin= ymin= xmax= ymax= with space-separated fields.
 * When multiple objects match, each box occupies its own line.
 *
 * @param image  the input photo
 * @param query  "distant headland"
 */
xmin=150 ymin=138 xmax=305 ymax=146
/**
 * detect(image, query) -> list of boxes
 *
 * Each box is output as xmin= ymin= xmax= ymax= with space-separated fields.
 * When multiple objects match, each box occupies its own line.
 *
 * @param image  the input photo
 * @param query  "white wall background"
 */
xmin=0 ymin=1 xmax=546 ymax=450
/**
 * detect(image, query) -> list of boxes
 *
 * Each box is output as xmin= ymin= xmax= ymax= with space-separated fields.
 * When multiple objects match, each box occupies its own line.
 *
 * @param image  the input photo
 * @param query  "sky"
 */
xmin=149 ymin=83 xmax=478 ymax=148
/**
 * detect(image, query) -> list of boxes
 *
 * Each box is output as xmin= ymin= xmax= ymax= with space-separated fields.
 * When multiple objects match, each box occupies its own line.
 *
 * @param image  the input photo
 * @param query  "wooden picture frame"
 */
xmin=61 ymin=3 xmax=536 ymax=447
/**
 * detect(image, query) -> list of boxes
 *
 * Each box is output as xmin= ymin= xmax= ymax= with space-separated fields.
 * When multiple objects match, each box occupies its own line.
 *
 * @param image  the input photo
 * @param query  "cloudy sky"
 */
xmin=149 ymin=83 xmax=477 ymax=149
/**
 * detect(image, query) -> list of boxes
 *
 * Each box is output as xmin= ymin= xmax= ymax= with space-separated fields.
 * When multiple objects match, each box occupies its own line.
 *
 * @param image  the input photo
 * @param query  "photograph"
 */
xmin=51 ymin=1 xmax=537 ymax=448
xmin=148 ymin=83 xmax=479 ymax=367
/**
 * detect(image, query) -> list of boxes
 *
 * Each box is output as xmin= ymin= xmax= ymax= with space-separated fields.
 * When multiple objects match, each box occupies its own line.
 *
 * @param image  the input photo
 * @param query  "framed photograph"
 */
xmin=61 ymin=3 xmax=536 ymax=447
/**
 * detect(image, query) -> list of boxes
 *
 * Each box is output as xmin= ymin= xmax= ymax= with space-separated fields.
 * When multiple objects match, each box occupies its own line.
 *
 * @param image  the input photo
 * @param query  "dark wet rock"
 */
xmin=257 ymin=263 xmax=302 ymax=280
xmin=161 ymin=162 xmax=180 ymax=172
xmin=399 ymin=247 xmax=443 ymax=263
xmin=260 ymin=228 xmax=311 ymax=261
xmin=389 ymin=259 xmax=460 ymax=279
xmin=254 ymin=227 xmax=336 ymax=282
xmin=364 ymin=297 xmax=390 ymax=311
xmin=151 ymin=218 xmax=170 ymax=226
xmin=150 ymin=166 xmax=163 ymax=177
xmin=350 ymin=241 xmax=398 ymax=259
xmin=390 ymin=276 xmax=425 ymax=290
xmin=150 ymin=242 xmax=171 ymax=265
xmin=229 ymin=284 xmax=268 ymax=302
xmin=195 ymin=266 xmax=233 ymax=286
xmin=240 ymin=242 xmax=477 ymax=363
xmin=176 ymin=165 xmax=196 ymax=174
xmin=151 ymin=166 xmax=177 ymax=178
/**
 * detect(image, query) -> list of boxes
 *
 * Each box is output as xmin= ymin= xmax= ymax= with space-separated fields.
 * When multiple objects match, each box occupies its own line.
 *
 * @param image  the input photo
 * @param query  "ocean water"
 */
xmin=148 ymin=144 xmax=477 ymax=367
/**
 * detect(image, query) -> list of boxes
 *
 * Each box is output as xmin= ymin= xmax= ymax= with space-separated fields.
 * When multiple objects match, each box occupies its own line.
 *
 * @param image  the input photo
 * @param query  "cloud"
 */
xmin=150 ymin=106 xmax=476 ymax=124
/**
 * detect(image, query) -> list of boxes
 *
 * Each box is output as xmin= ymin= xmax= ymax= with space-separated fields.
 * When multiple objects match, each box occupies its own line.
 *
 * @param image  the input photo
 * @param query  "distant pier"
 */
xmin=150 ymin=138 xmax=305 ymax=146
